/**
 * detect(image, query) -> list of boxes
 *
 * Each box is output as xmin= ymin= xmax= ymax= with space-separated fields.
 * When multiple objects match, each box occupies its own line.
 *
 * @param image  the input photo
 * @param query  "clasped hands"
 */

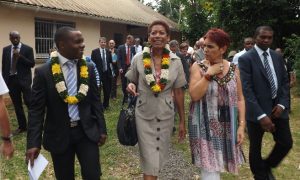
xmin=260 ymin=105 xmax=284 ymax=133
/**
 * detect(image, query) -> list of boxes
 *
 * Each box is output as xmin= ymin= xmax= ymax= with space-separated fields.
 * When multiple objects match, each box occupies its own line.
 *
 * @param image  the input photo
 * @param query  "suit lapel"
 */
xmin=270 ymin=51 xmax=280 ymax=84
xmin=270 ymin=51 xmax=279 ymax=76
xmin=6 ymin=47 xmax=12 ymax=68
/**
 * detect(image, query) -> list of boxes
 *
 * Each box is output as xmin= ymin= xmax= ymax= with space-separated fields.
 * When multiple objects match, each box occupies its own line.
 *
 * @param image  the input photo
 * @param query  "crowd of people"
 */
xmin=0 ymin=20 xmax=296 ymax=180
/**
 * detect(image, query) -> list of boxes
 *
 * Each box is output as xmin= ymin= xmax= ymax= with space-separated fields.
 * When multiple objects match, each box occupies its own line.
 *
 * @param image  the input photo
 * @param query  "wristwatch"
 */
xmin=204 ymin=73 xmax=213 ymax=81
xmin=1 ymin=135 xmax=12 ymax=142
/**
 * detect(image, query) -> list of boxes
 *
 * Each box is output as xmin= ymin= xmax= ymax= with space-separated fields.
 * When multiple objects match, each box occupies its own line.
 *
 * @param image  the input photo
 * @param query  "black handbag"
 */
xmin=117 ymin=96 xmax=138 ymax=146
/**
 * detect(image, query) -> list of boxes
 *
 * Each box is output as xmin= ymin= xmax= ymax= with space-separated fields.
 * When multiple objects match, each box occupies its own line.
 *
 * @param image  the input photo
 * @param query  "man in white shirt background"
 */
xmin=232 ymin=37 xmax=254 ymax=65
xmin=134 ymin=38 xmax=142 ymax=54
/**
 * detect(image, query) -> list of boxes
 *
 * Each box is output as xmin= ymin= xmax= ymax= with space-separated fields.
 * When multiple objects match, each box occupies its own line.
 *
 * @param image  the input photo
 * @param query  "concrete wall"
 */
xmin=0 ymin=5 xmax=100 ymax=69
xmin=0 ymin=7 xmax=35 ymax=69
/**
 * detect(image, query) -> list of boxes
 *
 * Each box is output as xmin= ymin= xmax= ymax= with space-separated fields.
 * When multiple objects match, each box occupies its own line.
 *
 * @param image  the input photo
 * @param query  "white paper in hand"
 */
xmin=28 ymin=153 xmax=49 ymax=180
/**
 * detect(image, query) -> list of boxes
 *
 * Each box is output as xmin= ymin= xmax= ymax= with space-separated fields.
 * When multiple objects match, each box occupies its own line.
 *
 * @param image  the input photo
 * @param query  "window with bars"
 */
xmin=35 ymin=18 xmax=75 ymax=59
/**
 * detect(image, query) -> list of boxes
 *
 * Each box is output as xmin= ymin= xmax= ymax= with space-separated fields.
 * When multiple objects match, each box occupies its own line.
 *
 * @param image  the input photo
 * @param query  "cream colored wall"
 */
xmin=0 ymin=7 xmax=35 ymax=70
xmin=100 ymin=21 xmax=128 ymax=43
xmin=0 ymin=6 xmax=100 ymax=70
xmin=34 ymin=12 xmax=100 ymax=57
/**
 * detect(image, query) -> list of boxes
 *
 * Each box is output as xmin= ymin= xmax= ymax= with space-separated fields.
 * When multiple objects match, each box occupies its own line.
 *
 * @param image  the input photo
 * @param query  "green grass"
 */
xmin=1 ymin=87 xmax=300 ymax=179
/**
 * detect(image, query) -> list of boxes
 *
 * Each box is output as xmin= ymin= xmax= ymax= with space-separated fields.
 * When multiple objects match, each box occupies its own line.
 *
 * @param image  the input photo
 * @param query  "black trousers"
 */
xmin=247 ymin=118 xmax=293 ymax=180
xmin=101 ymin=72 xmax=112 ymax=109
xmin=110 ymin=75 xmax=118 ymax=99
xmin=8 ymin=75 xmax=31 ymax=130
xmin=50 ymin=125 xmax=101 ymax=180
xmin=120 ymin=65 xmax=130 ymax=103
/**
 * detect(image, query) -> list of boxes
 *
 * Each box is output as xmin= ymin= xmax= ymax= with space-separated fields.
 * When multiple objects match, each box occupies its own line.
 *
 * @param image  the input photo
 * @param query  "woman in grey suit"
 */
xmin=126 ymin=20 xmax=186 ymax=180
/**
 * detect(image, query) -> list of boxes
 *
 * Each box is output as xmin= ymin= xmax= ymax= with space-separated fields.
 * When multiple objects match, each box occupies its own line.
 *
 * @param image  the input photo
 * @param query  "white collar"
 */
xmin=58 ymin=52 xmax=77 ymax=66
xmin=254 ymin=44 xmax=270 ymax=56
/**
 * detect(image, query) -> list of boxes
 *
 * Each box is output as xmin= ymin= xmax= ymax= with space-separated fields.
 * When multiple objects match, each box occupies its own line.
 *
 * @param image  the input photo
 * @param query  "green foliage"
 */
xmin=284 ymin=34 xmax=300 ymax=93
xmin=179 ymin=0 xmax=210 ymax=44
xmin=215 ymin=0 xmax=300 ymax=50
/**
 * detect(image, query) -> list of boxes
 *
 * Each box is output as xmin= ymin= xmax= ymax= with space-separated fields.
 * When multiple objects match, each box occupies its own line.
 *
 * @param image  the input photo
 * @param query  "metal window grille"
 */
xmin=35 ymin=18 xmax=75 ymax=59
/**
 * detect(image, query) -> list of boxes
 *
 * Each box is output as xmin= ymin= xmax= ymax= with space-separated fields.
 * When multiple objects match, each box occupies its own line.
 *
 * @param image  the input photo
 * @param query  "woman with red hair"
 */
xmin=188 ymin=28 xmax=246 ymax=179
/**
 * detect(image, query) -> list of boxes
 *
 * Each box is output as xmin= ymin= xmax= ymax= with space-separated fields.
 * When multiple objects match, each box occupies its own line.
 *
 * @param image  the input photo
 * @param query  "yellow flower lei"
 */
xmin=50 ymin=51 xmax=89 ymax=104
xmin=143 ymin=45 xmax=170 ymax=94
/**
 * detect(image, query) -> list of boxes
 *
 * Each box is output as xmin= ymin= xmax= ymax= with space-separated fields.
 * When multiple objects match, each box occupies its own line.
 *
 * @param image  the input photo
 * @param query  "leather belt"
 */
xmin=70 ymin=121 xmax=80 ymax=128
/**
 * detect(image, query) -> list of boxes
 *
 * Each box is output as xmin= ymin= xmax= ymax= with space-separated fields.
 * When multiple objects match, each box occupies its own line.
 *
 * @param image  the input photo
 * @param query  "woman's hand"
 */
xmin=178 ymin=121 xmax=186 ymax=143
xmin=126 ymin=83 xmax=139 ymax=96
xmin=236 ymin=126 xmax=245 ymax=146
xmin=206 ymin=62 xmax=223 ymax=76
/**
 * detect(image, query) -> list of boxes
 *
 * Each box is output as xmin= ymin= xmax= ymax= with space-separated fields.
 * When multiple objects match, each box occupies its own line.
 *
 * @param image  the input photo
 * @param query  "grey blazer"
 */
xmin=126 ymin=52 xmax=186 ymax=121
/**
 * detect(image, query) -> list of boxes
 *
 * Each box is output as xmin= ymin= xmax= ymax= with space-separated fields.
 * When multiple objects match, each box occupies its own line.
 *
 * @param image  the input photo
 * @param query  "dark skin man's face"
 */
xmin=255 ymin=30 xmax=273 ymax=51
xmin=59 ymin=31 xmax=85 ymax=60
xmin=10 ymin=33 xmax=20 ymax=46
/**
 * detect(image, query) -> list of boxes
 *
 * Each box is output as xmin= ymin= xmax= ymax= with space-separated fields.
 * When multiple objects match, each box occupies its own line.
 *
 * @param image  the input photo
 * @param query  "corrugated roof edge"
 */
xmin=0 ymin=0 xmax=179 ymax=31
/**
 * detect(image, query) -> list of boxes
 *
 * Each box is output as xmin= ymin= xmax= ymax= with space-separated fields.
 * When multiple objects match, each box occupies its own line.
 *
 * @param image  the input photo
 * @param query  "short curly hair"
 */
xmin=204 ymin=28 xmax=230 ymax=48
xmin=148 ymin=20 xmax=170 ymax=35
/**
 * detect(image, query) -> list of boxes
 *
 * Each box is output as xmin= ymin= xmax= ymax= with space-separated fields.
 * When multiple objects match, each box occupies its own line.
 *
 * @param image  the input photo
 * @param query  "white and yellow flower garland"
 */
xmin=50 ymin=51 xmax=89 ymax=104
xmin=142 ymin=45 xmax=170 ymax=94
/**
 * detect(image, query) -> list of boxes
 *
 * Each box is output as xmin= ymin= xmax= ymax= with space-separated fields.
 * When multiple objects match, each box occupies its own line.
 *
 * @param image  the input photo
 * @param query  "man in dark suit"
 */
xmin=26 ymin=27 xmax=107 ymax=179
xmin=239 ymin=26 xmax=293 ymax=180
xmin=91 ymin=37 xmax=113 ymax=109
xmin=2 ymin=31 xmax=35 ymax=134
xmin=117 ymin=35 xmax=136 ymax=103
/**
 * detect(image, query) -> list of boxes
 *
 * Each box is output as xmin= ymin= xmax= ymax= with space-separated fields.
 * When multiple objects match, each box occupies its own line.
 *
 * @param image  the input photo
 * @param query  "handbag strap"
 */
xmin=127 ymin=96 xmax=137 ymax=108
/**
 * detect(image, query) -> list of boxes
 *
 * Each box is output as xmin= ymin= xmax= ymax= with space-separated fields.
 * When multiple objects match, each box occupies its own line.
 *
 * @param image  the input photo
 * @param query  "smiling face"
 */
xmin=59 ymin=30 xmax=85 ymax=60
xmin=99 ymin=39 xmax=107 ymax=49
xmin=203 ymin=38 xmax=226 ymax=63
xmin=148 ymin=24 xmax=170 ymax=50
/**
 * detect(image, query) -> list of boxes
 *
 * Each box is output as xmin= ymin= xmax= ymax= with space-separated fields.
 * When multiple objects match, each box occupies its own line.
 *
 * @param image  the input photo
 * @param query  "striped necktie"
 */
xmin=262 ymin=51 xmax=277 ymax=99
xmin=66 ymin=61 xmax=79 ymax=121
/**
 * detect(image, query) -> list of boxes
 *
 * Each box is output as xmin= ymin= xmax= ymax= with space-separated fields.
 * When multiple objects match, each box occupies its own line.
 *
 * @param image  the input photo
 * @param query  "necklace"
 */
xmin=50 ymin=51 xmax=89 ymax=104
xmin=142 ymin=45 xmax=170 ymax=94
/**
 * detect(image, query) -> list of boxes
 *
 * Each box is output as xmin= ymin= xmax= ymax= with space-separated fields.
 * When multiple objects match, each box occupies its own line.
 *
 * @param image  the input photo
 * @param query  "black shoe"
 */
xmin=12 ymin=128 xmax=27 ymax=136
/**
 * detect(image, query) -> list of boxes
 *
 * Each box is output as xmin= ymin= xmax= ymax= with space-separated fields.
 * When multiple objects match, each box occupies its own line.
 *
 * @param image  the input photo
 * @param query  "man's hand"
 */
xmin=271 ymin=105 xmax=284 ymax=120
xmin=260 ymin=116 xmax=275 ymax=133
xmin=25 ymin=148 xmax=40 ymax=167
xmin=0 ymin=141 xmax=14 ymax=159
xmin=13 ymin=50 xmax=20 ymax=59
xmin=98 ymin=134 xmax=107 ymax=146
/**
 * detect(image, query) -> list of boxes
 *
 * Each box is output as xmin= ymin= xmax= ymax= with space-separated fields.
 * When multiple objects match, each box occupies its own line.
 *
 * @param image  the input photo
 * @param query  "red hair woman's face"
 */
xmin=203 ymin=38 xmax=226 ymax=63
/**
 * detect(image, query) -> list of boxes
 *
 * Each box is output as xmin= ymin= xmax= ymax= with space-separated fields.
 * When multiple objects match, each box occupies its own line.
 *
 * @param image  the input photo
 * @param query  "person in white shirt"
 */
xmin=134 ymin=38 xmax=142 ymax=54
xmin=0 ymin=73 xmax=14 ymax=159
xmin=232 ymin=37 xmax=254 ymax=65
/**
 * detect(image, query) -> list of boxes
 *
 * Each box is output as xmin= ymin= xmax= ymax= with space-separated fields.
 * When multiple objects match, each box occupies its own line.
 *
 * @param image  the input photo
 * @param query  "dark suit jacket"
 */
xmin=239 ymin=48 xmax=289 ymax=123
xmin=2 ymin=43 xmax=35 ymax=85
xmin=117 ymin=44 xmax=136 ymax=70
xmin=27 ymin=61 xmax=107 ymax=154
xmin=91 ymin=48 xmax=113 ymax=78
